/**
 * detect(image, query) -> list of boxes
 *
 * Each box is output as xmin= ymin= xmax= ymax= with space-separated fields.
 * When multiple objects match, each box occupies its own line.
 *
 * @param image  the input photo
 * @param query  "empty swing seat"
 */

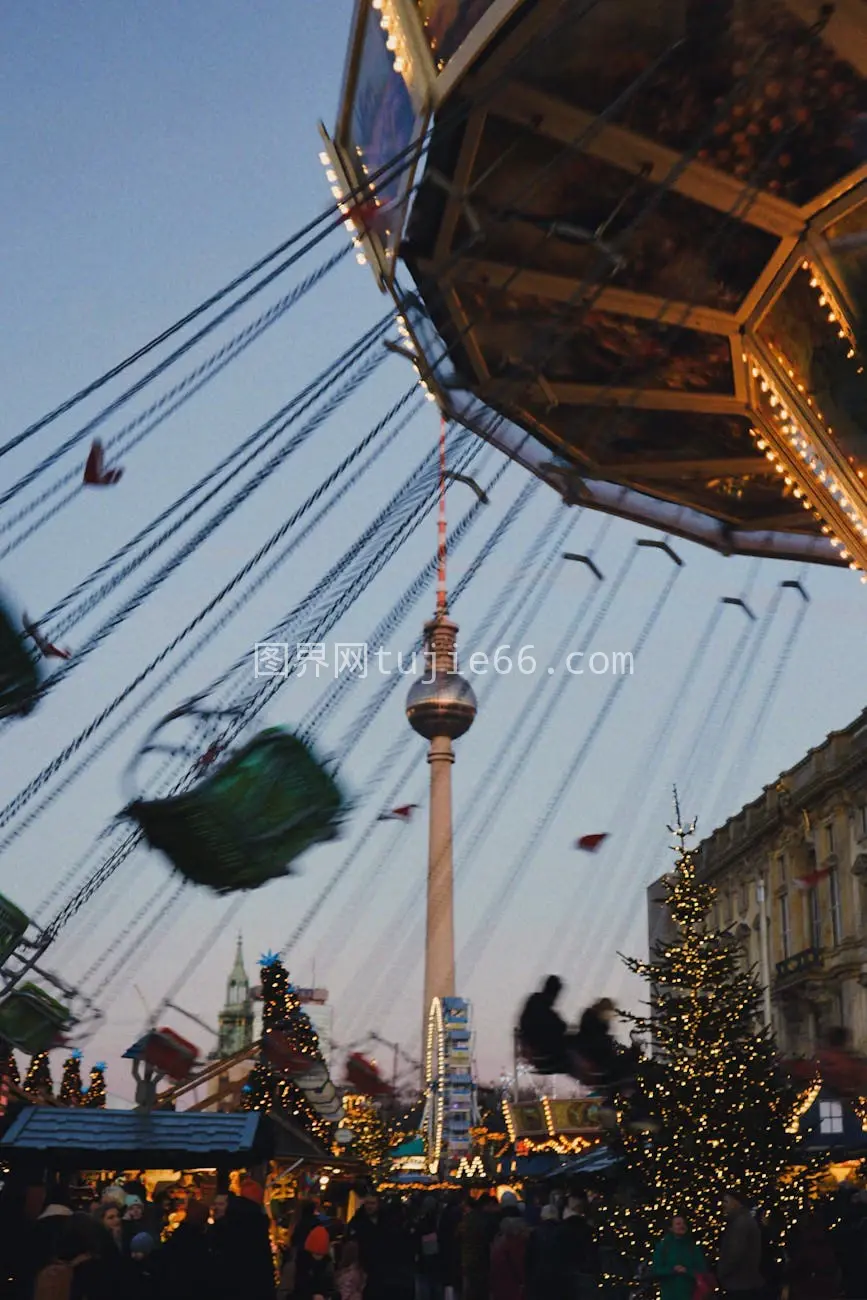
xmin=0 ymin=603 xmax=40 ymax=718
xmin=125 ymin=727 xmax=346 ymax=894
xmin=0 ymin=894 xmax=30 ymax=966
xmin=0 ymin=983 xmax=70 ymax=1054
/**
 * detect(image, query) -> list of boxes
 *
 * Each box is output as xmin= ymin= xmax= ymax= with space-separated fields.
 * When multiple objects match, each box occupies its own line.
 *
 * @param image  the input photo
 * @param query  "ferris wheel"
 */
xmin=423 ymin=996 xmax=476 ymax=1174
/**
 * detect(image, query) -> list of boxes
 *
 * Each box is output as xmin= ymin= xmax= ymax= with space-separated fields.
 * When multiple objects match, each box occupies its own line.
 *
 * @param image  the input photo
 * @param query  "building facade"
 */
xmin=650 ymin=709 xmax=867 ymax=1056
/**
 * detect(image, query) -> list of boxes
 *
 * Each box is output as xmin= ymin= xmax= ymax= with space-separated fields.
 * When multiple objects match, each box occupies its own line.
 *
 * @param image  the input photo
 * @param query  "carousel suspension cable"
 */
xmin=0 ymin=0 xmax=603 ymax=459
xmin=55 ymin=440 xmax=495 ymax=1000
xmin=302 ymin=471 xmax=537 ymax=745
xmin=561 ymin=594 xmax=737 ymax=994
xmin=78 ymin=437 xmax=502 ymax=988
xmin=687 ymin=586 xmax=785 ymax=812
xmin=96 ymin=888 xmax=198 ymax=1015
xmin=317 ymin=505 xmax=578 ymax=992
xmin=40 ymin=313 xmax=391 ymax=634
xmin=0 ymin=254 xmax=352 ymax=559
xmin=710 ymin=570 xmax=811 ymax=827
xmin=0 ymin=394 xmax=425 ymax=854
xmin=676 ymin=559 xmax=764 ymax=806
xmin=20 ymin=343 xmax=388 ymax=723
xmin=459 ymin=551 xmax=684 ymax=981
xmin=77 ymin=879 xmax=187 ymax=989
xmin=281 ymin=482 xmax=555 ymax=963
xmin=216 ymin=440 xmax=484 ymax=739
xmin=355 ymin=515 xmax=613 ymax=1031
xmin=28 ymin=435 xmax=485 ymax=952
xmin=329 ymin=479 xmax=553 ymax=759
xmin=0 ymin=242 xmax=356 ymax=506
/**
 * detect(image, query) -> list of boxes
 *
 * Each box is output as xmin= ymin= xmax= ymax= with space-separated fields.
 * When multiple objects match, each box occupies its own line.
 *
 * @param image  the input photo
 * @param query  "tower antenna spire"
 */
xmin=437 ymin=416 xmax=447 ymax=613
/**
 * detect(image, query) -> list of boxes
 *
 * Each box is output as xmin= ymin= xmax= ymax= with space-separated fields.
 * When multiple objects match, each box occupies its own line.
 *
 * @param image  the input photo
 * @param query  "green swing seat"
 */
xmin=126 ymin=727 xmax=346 ymax=894
xmin=0 ymin=982 xmax=71 ymax=1054
xmin=0 ymin=602 xmax=40 ymax=718
xmin=0 ymin=894 xmax=30 ymax=966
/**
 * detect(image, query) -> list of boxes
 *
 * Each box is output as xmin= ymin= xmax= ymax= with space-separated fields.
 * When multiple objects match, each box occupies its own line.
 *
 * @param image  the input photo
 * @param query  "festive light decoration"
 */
xmin=23 ymin=1051 xmax=53 ymax=1099
xmin=59 ymin=1051 xmax=84 ymax=1106
xmin=0 ymin=1045 xmax=20 ymax=1088
xmin=84 ymin=1062 xmax=107 ymax=1108
xmin=606 ymin=812 xmax=814 ymax=1262
xmin=745 ymin=260 xmax=867 ymax=575
xmin=240 ymin=954 xmax=334 ymax=1144
xmin=342 ymin=1093 xmax=394 ymax=1174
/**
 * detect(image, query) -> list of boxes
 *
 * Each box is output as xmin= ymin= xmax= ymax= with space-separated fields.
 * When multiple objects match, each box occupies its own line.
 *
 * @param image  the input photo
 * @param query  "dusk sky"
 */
xmin=2 ymin=3 xmax=866 ymax=1106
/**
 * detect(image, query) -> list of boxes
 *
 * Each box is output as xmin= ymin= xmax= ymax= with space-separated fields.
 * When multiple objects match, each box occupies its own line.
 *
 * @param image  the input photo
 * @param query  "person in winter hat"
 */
xmin=293 ymin=1225 xmax=337 ymax=1300
xmin=129 ymin=1232 xmax=159 ymax=1300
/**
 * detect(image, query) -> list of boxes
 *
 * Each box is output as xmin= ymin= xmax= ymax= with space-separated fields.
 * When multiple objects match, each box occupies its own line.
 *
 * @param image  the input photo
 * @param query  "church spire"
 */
xmin=216 ymin=934 xmax=254 ymax=1058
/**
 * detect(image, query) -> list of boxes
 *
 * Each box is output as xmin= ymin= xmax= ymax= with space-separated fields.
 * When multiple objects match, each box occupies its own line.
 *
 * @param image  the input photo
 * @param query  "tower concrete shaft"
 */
xmin=424 ymin=730 xmax=457 ymax=1015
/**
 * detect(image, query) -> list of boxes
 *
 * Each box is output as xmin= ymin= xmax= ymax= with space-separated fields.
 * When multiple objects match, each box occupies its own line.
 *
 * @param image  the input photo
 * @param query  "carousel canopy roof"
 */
xmin=400 ymin=0 xmax=867 ymax=567
xmin=0 ymin=1106 xmax=266 ymax=1169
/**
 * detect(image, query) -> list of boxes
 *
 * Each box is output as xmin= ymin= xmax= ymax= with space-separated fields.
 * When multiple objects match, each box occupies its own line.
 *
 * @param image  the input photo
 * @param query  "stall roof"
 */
xmin=1 ymin=1107 xmax=266 ymax=1169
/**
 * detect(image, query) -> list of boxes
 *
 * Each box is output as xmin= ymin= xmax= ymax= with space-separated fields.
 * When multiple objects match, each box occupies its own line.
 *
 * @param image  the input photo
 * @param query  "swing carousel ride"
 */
xmin=0 ymin=0 xmax=865 ymax=1169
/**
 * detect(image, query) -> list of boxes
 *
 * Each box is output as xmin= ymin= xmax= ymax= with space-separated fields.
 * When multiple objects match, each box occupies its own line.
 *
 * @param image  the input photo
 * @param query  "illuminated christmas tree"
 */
xmin=84 ymin=1062 xmax=107 ymax=1108
xmin=612 ymin=808 xmax=810 ymax=1259
xmin=23 ymin=1051 xmax=54 ymax=1098
xmin=343 ymin=1094 xmax=393 ymax=1172
xmin=59 ymin=1050 xmax=84 ymax=1105
xmin=0 ymin=1045 xmax=20 ymax=1087
xmin=241 ymin=953 xmax=332 ymax=1143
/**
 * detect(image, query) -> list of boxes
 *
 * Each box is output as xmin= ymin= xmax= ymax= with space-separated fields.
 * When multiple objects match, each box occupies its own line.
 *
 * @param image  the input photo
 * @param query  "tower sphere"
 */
xmin=406 ymin=672 xmax=477 ymax=741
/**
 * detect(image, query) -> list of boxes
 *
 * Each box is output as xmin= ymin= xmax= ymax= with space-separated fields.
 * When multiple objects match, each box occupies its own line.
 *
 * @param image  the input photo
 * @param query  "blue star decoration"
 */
xmin=71 ymin=1049 xmax=83 ymax=1061
xmin=94 ymin=1062 xmax=106 ymax=1072
xmin=242 ymin=1084 xmax=252 ymax=1093
xmin=258 ymin=950 xmax=280 ymax=967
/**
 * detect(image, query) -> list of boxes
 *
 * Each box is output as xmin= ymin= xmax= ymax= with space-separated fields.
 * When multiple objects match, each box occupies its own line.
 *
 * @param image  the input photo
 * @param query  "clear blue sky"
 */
xmin=2 ymin=3 xmax=865 ymax=1105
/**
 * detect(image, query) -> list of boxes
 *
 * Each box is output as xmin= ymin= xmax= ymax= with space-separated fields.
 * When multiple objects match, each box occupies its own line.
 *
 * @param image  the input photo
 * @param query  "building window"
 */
xmin=859 ymin=805 xmax=867 ymax=839
xmin=778 ymin=853 xmax=787 ymax=887
xmin=739 ymin=880 xmax=749 ymax=913
xmin=819 ymin=1100 xmax=844 ymax=1134
xmin=779 ymin=893 xmax=791 ymax=960
xmin=830 ymin=868 xmax=842 ymax=946
xmin=808 ymin=885 xmax=822 ymax=950
xmin=826 ymin=823 xmax=836 ymax=857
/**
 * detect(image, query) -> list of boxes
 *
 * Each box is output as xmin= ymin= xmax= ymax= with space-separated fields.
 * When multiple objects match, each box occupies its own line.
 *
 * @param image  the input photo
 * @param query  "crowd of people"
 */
xmin=21 ymin=1177 xmax=274 ymax=1299
xmin=12 ymin=1169 xmax=867 ymax=1299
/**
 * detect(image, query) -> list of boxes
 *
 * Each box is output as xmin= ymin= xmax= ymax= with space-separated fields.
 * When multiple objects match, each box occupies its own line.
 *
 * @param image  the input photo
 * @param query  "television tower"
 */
xmin=406 ymin=420 xmax=477 ymax=1040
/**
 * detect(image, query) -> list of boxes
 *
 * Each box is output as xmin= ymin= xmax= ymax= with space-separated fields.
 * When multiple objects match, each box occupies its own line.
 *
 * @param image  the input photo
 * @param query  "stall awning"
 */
xmin=1 ymin=1106 xmax=267 ymax=1169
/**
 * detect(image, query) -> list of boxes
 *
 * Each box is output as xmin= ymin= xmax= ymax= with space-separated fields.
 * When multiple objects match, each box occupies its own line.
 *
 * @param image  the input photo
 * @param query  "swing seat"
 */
xmin=0 ymin=603 xmax=41 ymax=719
xmin=125 ymin=728 xmax=346 ymax=894
xmin=0 ymin=982 xmax=71 ymax=1054
xmin=0 ymin=894 xmax=30 ymax=966
xmin=142 ymin=1027 xmax=198 ymax=1081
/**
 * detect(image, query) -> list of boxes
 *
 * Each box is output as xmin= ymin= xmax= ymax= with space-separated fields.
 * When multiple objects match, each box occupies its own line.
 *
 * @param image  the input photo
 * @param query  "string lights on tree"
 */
xmin=342 ymin=1093 xmax=394 ymax=1173
xmin=606 ymin=804 xmax=814 ymax=1262
xmin=0 ymin=1045 xmax=20 ymax=1089
xmin=23 ymin=1051 xmax=54 ymax=1100
xmin=84 ymin=1061 xmax=107 ymax=1109
xmin=59 ymin=1049 xmax=84 ymax=1106
xmin=241 ymin=952 xmax=334 ymax=1144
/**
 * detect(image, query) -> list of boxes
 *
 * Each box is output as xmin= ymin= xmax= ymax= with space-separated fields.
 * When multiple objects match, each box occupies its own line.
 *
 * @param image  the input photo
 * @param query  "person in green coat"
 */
xmin=653 ymin=1215 xmax=709 ymax=1300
